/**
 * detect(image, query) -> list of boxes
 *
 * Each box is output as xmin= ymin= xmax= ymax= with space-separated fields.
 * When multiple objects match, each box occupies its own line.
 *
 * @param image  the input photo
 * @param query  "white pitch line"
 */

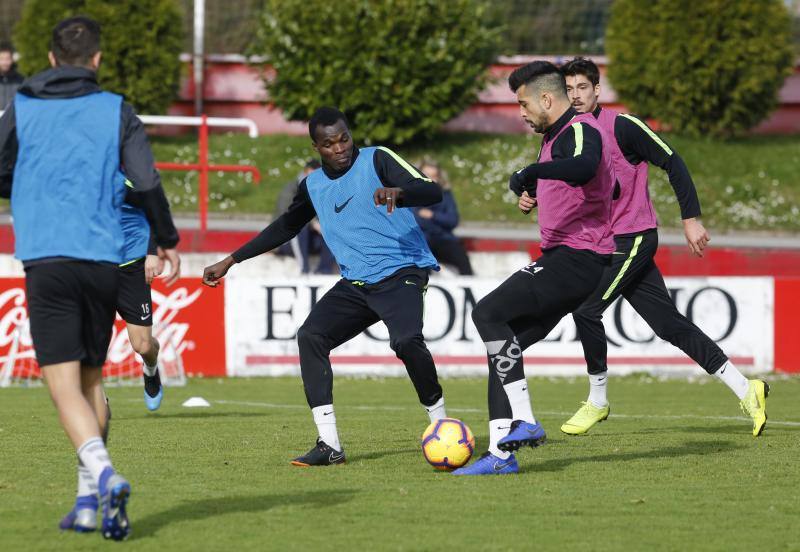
xmin=211 ymin=399 xmax=800 ymax=428
xmin=214 ymin=399 xmax=409 ymax=412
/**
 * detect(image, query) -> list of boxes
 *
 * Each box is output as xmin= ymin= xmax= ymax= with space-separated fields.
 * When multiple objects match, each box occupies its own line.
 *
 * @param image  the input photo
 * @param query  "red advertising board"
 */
xmin=0 ymin=277 xmax=226 ymax=380
xmin=1 ymin=273 xmax=794 ymax=378
xmin=774 ymin=278 xmax=800 ymax=374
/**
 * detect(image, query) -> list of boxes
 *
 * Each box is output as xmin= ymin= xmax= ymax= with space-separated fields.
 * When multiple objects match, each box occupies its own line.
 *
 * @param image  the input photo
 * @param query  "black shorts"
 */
xmin=486 ymin=246 xmax=610 ymax=349
xmin=117 ymin=258 xmax=153 ymax=326
xmin=25 ymin=261 xmax=118 ymax=367
xmin=514 ymin=246 xmax=611 ymax=315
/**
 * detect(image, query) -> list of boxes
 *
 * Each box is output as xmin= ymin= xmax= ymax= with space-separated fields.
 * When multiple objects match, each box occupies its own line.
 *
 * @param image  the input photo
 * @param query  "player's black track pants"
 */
xmin=470 ymin=246 xmax=609 ymax=419
xmin=572 ymin=228 xmax=728 ymax=375
xmin=296 ymin=266 xmax=443 ymax=409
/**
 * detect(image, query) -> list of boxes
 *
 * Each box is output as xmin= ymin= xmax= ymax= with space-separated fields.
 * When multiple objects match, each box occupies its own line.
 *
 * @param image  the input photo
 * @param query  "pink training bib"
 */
xmin=536 ymin=111 xmax=615 ymax=254
xmin=596 ymin=108 xmax=658 ymax=235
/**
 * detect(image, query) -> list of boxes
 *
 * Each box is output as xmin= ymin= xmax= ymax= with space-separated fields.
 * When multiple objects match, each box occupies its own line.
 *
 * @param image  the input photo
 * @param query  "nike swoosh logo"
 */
xmin=329 ymin=451 xmax=345 ymax=462
xmin=323 ymin=411 xmax=333 ymax=416
xmin=493 ymin=460 xmax=514 ymax=471
xmin=612 ymin=252 xmax=626 ymax=255
xmin=140 ymin=314 xmax=151 ymax=321
xmin=404 ymin=280 xmax=416 ymax=285
xmin=334 ymin=195 xmax=354 ymax=213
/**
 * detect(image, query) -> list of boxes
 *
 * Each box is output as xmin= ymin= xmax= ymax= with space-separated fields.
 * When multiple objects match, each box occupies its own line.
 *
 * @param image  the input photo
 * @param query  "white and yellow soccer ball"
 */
xmin=421 ymin=418 xmax=475 ymax=471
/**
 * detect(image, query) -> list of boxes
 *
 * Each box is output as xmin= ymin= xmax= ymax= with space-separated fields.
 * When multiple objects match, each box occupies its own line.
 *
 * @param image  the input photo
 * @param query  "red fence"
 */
xmin=140 ymin=115 xmax=262 ymax=231
xmin=166 ymin=55 xmax=800 ymax=136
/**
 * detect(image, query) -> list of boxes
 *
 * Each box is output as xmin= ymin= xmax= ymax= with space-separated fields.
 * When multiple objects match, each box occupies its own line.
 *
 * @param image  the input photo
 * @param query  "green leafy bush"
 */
xmin=250 ymin=0 xmax=502 ymax=144
xmin=14 ymin=0 xmax=183 ymax=114
xmin=606 ymin=0 xmax=794 ymax=137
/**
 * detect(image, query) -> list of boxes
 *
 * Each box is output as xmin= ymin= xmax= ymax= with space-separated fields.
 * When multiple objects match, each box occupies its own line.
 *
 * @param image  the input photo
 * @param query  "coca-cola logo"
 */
xmin=0 ymin=285 xmax=203 ymax=367
xmin=0 ymin=287 xmax=34 ymax=365
xmin=106 ymin=286 xmax=203 ymax=364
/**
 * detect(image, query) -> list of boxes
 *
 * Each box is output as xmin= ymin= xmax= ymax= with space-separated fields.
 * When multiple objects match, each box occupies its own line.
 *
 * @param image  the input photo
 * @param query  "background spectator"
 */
xmin=415 ymin=159 xmax=473 ymax=275
xmin=0 ymin=42 xmax=24 ymax=111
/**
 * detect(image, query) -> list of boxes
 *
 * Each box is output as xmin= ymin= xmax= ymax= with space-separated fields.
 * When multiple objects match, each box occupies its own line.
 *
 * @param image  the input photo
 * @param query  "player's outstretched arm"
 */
xmin=203 ymin=255 xmax=234 ymax=288
xmin=203 ymin=179 xmax=317 ymax=287
xmin=373 ymin=147 xmax=442 ymax=210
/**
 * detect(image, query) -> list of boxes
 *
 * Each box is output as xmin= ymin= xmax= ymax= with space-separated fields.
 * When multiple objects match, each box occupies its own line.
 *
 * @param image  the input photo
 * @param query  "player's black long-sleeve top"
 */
xmin=0 ymin=66 xmax=179 ymax=249
xmin=517 ymin=107 xmax=604 ymax=192
xmin=593 ymin=106 xmax=701 ymax=219
xmin=232 ymin=147 xmax=441 ymax=263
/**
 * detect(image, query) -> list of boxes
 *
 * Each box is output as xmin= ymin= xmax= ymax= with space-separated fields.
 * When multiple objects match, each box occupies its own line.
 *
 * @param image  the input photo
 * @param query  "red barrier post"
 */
xmin=151 ymin=115 xmax=262 ymax=231
xmin=199 ymin=115 xmax=209 ymax=232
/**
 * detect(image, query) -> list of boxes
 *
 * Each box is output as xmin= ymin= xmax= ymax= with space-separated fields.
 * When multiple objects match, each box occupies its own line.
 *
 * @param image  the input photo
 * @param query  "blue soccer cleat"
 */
xmin=143 ymin=370 xmax=163 ymax=411
xmin=58 ymin=495 xmax=98 ymax=532
xmin=452 ymin=452 xmax=518 ymax=476
xmin=497 ymin=420 xmax=547 ymax=452
xmin=99 ymin=468 xmax=131 ymax=541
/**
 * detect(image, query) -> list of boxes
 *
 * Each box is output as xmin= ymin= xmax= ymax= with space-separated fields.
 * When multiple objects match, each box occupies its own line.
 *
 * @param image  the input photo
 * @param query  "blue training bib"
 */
xmin=305 ymin=147 xmax=438 ymax=283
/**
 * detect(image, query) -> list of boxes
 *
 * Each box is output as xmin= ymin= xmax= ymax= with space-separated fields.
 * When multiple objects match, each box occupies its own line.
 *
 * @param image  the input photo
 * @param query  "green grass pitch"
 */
xmin=1 ymin=375 xmax=799 ymax=551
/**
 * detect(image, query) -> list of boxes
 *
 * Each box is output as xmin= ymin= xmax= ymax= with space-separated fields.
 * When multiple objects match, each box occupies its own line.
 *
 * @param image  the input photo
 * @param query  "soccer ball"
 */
xmin=421 ymin=418 xmax=475 ymax=471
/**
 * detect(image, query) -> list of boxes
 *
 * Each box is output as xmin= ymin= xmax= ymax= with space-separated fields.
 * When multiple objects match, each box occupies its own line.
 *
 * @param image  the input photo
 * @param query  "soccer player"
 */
xmin=119 ymin=180 xmax=182 ymax=413
xmin=453 ymin=61 xmax=616 ymax=476
xmin=203 ymin=106 xmax=447 ymax=466
xmin=0 ymin=17 xmax=179 ymax=539
xmin=557 ymin=57 xmax=768 ymax=437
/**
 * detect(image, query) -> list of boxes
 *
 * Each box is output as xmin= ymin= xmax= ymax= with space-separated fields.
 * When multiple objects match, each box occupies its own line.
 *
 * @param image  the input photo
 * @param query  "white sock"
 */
xmin=488 ymin=419 xmax=512 ymax=460
xmin=76 ymin=437 xmax=113 ymax=486
xmin=312 ymin=405 xmax=341 ymax=451
xmin=424 ymin=397 xmax=446 ymax=423
xmin=588 ymin=372 xmax=609 ymax=407
xmin=142 ymin=359 xmax=158 ymax=377
xmin=502 ymin=379 xmax=536 ymax=424
xmin=77 ymin=461 xmax=97 ymax=498
xmin=714 ymin=361 xmax=749 ymax=400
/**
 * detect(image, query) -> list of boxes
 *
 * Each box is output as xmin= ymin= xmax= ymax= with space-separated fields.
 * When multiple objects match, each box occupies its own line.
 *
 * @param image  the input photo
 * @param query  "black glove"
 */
xmin=509 ymin=164 xmax=538 ymax=197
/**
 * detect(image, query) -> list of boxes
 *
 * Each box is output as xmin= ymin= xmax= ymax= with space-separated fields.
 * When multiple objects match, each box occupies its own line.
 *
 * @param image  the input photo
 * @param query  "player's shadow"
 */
xmin=351 ymin=447 xmax=419 ymax=462
xmin=613 ymin=423 xmax=800 ymax=435
xmin=133 ymin=489 xmax=358 ymax=538
xmin=529 ymin=439 xmax=742 ymax=473
xmin=679 ymin=423 xmax=800 ymax=434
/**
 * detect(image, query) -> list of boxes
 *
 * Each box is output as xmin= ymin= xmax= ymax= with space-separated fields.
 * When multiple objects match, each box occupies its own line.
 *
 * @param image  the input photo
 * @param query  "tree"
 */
xmin=14 ymin=0 xmax=183 ymax=114
xmin=606 ymin=0 xmax=794 ymax=137
xmin=250 ymin=0 xmax=502 ymax=144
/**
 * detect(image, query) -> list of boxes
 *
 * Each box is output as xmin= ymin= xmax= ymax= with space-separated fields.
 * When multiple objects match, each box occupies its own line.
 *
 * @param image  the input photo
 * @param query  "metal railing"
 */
xmin=0 ymin=110 xmax=262 ymax=232
xmin=140 ymin=114 xmax=261 ymax=231
xmin=138 ymin=114 xmax=259 ymax=138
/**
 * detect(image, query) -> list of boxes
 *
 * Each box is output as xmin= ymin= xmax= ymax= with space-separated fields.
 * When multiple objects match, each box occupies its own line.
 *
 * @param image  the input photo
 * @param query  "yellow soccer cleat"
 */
xmin=739 ymin=379 xmax=770 ymax=436
xmin=560 ymin=401 xmax=610 ymax=435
